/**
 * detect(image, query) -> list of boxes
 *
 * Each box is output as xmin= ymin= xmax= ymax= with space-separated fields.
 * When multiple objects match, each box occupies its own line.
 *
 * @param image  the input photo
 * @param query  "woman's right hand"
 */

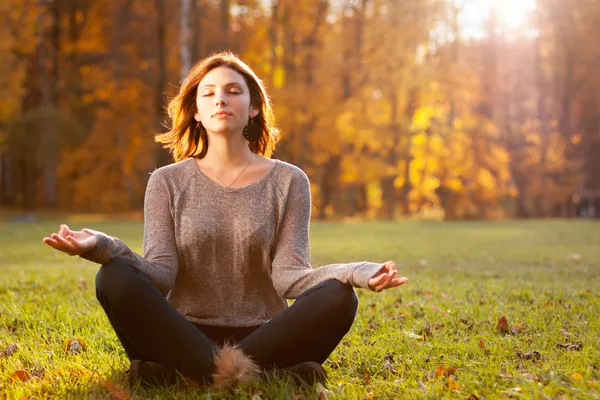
xmin=43 ymin=224 xmax=97 ymax=256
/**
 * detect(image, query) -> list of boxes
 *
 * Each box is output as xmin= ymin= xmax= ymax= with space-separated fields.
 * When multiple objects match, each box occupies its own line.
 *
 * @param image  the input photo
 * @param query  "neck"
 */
xmin=201 ymin=131 xmax=254 ymax=170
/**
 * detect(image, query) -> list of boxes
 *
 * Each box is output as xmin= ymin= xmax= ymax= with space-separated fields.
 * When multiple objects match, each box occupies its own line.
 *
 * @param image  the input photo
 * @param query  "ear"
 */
xmin=193 ymin=113 xmax=200 ymax=122
xmin=249 ymin=106 xmax=259 ymax=119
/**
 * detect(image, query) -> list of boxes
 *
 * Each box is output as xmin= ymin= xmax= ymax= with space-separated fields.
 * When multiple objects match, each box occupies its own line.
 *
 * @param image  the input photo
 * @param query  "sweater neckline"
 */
xmin=187 ymin=157 xmax=281 ymax=192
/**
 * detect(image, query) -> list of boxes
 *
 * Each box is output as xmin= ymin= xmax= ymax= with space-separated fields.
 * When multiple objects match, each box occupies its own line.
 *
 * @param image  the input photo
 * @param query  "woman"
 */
xmin=43 ymin=52 xmax=408 ymax=389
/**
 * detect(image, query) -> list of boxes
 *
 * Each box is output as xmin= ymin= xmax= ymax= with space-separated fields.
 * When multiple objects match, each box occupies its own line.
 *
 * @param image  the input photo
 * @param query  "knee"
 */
xmin=95 ymin=257 xmax=136 ymax=305
xmin=321 ymin=280 xmax=358 ymax=320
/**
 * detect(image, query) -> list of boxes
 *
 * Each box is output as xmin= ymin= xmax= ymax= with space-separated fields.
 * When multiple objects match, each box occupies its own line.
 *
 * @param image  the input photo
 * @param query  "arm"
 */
xmin=270 ymin=170 xmax=385 ymax=299
xmin=79 ymin=170 xmax=179 ymax=295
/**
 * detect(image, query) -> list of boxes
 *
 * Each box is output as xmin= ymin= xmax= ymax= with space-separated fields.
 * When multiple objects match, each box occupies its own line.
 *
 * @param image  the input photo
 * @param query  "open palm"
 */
xmin=42 ymin=224 xmax=97 ymax=256
xmin=368 ymin=261 xmax=408 ymax=292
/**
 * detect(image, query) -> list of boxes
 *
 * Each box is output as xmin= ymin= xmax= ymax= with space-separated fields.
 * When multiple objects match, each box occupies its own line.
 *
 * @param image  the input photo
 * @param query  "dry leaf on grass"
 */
xmin=434 ymin=365 xmax=457 ymax=379
xmin=497 ymin=316 xmax=509 ymax=333
xmin=517 ymin=351 xmax=542 ymax=361
xmin=557 ymin=342 xmax=582 ymax=351
xmin=417 ymin=379 xmax=427 ymax=392
xmin=511 ymin=323 xmax=525 ymax=334
xmin=315 ymin=383 xmax=332 ymax=399
xmin=446 ymin=377 xmax=460 ymax=391
xmin=571 ymin=373 xmax=584 ymax=381
xmin=419 ymin=323 xmax=433 ymax=339
xmin=363 ymin=370 xmax=370 ymax=384
xmin=10 ymin=370 xmax=30 ymax=382
xmin=101 ymin=380 xmax=132 ymax=400
xmin=0 ymin=343 xmax=18 ymax=357
xmin=65 ymin=338 xmax=87 ymax=354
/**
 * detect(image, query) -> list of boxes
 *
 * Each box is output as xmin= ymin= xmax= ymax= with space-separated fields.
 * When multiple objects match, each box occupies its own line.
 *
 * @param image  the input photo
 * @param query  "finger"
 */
xmin=43 ymin=237 xmax=71 ymax=254
xmin=369 ymin=273 xmax=388 ymax=288
xmin=375 ymin=270 xmax=397 ymax=292
xmin=385 ymin=277 xmax=409 ymax=289
xmin=51 ymin=233 xmax=76 ymax=250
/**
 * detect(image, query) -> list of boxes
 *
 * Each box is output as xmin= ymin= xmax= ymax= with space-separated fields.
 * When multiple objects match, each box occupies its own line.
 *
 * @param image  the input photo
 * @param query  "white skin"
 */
xmin=42 ymin=66 xmax=408 ymax=292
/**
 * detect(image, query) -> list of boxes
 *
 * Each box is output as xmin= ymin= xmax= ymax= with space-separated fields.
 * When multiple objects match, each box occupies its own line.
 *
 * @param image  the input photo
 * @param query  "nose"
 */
xmin=215 ymin=91 xmax=227 ymax=106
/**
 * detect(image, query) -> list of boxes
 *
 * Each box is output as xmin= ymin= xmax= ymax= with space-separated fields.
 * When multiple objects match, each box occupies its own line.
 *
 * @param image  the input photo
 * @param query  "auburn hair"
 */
xmin=156 ymin=51 xmax=280 ymax=162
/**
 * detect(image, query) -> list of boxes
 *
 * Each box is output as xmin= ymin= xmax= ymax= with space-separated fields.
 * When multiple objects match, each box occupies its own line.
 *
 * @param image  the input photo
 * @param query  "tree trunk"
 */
xmin=38 ymin=1 xmax=59 ymax=209
xmin=180 ymin=0 xmax=192 ymax=79
xmin=220 ymin=0 xmax=229 ymax=51
xmin=154 ymin=0 xmax=171 ymax=167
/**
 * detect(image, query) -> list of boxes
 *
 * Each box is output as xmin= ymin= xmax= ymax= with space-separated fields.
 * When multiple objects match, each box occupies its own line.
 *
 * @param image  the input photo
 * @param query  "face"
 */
xmin=194 ymin=66 xmax=259 ymax=135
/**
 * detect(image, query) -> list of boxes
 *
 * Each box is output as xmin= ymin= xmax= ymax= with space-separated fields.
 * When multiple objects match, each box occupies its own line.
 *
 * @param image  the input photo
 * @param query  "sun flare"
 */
xmin=458 ymin=0 xmax=537 ymax=38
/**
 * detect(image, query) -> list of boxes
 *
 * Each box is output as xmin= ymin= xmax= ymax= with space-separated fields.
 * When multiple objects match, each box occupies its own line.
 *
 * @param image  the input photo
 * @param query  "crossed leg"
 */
xmin=95 ymin=257 xmax=358 ymax=384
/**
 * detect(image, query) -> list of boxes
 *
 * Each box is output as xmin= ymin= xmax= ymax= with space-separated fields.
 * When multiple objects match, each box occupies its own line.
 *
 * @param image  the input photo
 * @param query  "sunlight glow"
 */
xmin=457 ymin=0 xmax=537 ymax=39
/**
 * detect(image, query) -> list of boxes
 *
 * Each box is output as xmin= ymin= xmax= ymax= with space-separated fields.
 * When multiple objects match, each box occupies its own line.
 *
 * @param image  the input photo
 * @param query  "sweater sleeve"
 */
xmin=79 ymin=170 xmax=179 ymax=295
xmin=270 ymin=170 xmax=384 ymax=299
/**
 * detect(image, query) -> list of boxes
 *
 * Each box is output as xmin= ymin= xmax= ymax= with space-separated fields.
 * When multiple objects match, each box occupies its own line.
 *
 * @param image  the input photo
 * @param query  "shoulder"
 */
xmin=273 ymin=159 xmax=310 ymax=184
xmin=271 ymin=159 xmax=310 ymax=197
xmin=147 ymin=158 xmax=194 ymax=190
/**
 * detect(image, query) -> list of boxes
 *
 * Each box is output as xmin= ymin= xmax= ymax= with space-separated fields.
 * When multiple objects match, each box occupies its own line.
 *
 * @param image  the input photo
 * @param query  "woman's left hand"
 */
xmin=368 ymin=261 xmax=408 ymax=292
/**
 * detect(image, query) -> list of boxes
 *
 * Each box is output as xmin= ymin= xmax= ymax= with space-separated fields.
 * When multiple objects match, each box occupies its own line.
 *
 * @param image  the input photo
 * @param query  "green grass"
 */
xmin=1 ymin=219 xmax=599 ymax=399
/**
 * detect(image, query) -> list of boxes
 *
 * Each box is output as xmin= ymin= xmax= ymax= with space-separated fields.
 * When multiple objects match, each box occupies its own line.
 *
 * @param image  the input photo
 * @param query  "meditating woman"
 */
xmin=42 ymin=51 xmax=408 ymax=389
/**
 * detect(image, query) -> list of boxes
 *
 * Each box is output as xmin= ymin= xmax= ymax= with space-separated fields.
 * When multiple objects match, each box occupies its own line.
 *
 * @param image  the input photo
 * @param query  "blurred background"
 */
xmin=1 ymin=0 xmax=599 ymax=220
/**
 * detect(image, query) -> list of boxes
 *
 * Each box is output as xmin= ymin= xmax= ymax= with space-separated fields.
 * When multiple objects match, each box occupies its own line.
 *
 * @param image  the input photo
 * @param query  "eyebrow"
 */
xmin=199 ymin=82 xmax=244 ymax=90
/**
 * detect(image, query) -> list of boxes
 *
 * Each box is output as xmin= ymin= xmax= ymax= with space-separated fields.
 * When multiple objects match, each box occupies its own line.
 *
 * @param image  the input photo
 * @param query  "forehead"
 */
xmin=199 ymin=66 xmax=247 ymax=87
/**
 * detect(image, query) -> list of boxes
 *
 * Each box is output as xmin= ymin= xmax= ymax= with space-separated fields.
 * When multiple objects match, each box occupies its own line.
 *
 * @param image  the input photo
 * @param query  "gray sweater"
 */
xmin=80 ymin=158 xmax=384 ymax=327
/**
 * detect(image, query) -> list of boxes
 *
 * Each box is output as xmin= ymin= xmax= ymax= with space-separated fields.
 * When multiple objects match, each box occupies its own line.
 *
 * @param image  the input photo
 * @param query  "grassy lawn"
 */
xmin=0 ymin=219 xmax=599 ymax=399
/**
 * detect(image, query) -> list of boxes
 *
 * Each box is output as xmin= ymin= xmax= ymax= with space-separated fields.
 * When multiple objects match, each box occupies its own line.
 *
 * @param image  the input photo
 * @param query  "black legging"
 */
xmin=95 ymin=257 xmax=359 ymax=383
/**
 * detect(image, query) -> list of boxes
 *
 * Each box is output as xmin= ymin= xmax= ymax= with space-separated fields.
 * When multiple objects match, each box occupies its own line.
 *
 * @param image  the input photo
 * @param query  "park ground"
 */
xmin=0 ymin=218 xmax=599 ymax=399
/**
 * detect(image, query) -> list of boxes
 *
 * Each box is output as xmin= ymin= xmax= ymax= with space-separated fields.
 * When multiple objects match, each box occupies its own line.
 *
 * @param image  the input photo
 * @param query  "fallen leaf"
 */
xmin=0 ymin=343 xmax=18 ymax=357
xmin=101 ymin=380 xmax=131 ymax=400
xmin=361 ymin=392 xmax=374 ymax=400
xmin=557 ymin=342 xmax=582 ymax=351
xmin=467 ymin=395 xmax=480 ymax=400
xmin=503 ymin=387 xmax=523 ymax=398
xmin=383 ymin=359 xmax=398 ymax=375
xmin=405 ymin=331 xmax=424 ymax=341
xmin=435 ymin=365 xmax=457 ymax=378
xmin=11 ymin=370 xmax=30 ymax=382
xmin=543 ymin=301 xmax=552 ymax=307
xmin=65 ymin=338 xmax=87 ymax=354
xmin=521 ymin=372 xmax=538 ymax=382
xmin=511 ymin=323 xmax=524 ymax=334
xmin=363 ymin=370 xmax=370 ymax=384
xmin=316 ymin=383 xmax=332 ymax=399
xmin=517 ymin=351 xmax=542 ymax=361
xmin=479 ymin=339 xmax=487 ymax=351
xmin=446 ymin=377 xmax=460 ymax=391
xmin=434 ymin=365 xmax=445 ymax=378
xmin=251 ymin=394 xmax=263 ymax=400
xmin=419 ymin=323 xmax=432 ymax=339
xmin=571 ymin=373 xmax=584 ymax=381
xmin=417 ymin=380 xmax=427 ymax=392
xmin=497 ymin=316 xmax=509 ymax=333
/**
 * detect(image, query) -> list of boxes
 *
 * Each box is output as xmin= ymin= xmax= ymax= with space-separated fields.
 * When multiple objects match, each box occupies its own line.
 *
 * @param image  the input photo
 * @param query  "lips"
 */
xmin=213 ymin=111 xmax=231 ymax=117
